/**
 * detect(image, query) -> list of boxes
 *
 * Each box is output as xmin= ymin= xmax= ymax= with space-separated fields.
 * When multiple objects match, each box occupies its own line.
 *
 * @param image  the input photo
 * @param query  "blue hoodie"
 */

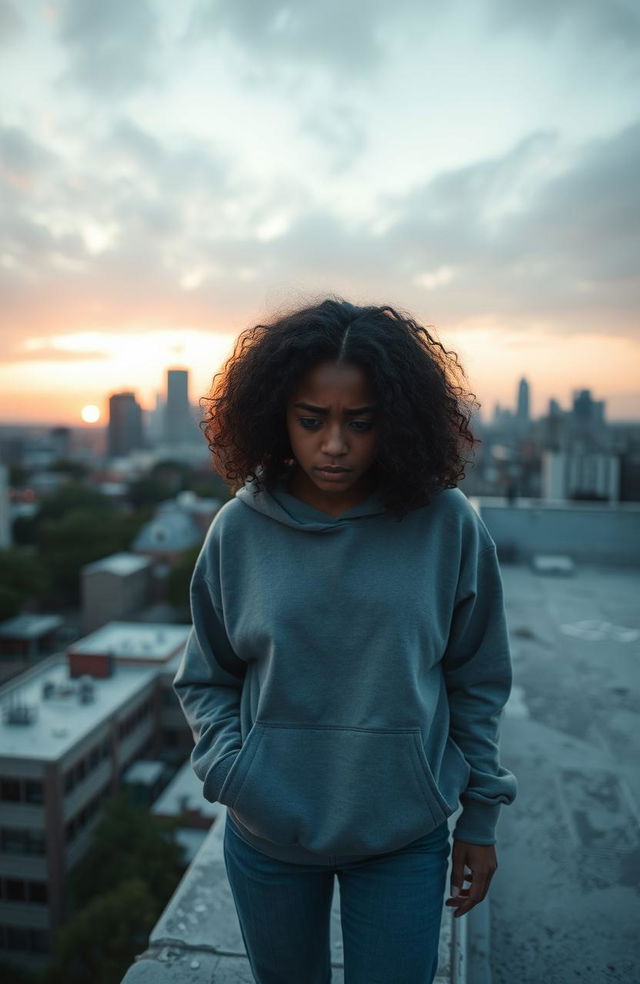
xmin=172 ymin=474 xmax=517 ymax=865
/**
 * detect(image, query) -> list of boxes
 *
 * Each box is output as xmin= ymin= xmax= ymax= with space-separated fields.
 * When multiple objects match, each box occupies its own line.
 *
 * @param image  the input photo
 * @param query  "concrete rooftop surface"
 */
xmin=121 ymin=558 xmax=640 ymax=984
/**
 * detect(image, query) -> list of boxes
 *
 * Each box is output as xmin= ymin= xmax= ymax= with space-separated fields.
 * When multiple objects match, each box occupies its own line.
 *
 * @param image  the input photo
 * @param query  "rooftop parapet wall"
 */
xmin=476 ymin=497 xmax=640 ymax=566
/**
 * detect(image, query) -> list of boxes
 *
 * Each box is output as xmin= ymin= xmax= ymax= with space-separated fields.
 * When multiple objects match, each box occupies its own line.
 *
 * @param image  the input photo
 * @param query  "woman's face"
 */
xmin=285 ymin=360 xmax=378 ymax=503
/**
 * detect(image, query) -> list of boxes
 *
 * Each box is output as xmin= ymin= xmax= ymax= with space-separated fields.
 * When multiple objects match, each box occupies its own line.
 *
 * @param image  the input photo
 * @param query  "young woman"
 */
xmin=173 ymin=297 xmax=517 ymax=984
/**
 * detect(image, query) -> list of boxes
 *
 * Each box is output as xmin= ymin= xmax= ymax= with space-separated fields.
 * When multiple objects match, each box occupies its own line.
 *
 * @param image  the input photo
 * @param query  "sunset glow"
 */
xmin=80 ymin=405 xmax=100 ymax=424
xmin=0 ymin=2 xmax=638 ymax=425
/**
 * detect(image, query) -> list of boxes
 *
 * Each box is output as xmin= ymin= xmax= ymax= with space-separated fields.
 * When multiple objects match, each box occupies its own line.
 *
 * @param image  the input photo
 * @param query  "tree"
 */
xmin=36 ymin=482 xmax=114 ymax=523
xmin=45 ymin=877 xmax=157 ymax=984
xmin=67 ymin=787 xmax=184 ymax=909
xmin=36 ymin=505 xmax=151 ymax=607
xmin=167 ymin=545 xmax=201 ymax=614
xmin=0 ymin=548 xmax=51 ymax=620
xmin=43 ymin=788 xmax=186 ymax=983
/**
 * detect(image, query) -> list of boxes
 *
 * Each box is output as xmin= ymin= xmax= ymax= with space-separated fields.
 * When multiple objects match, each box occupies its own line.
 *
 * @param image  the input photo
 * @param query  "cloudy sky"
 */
xmin=1 ymin=0 xmax=639 ymax=425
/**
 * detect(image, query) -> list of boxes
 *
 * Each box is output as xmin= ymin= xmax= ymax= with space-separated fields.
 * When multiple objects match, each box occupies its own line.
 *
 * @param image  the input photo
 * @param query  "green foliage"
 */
xmin=45 ymin=877 xmax=157 ymax=984
xmin=42 ymin=788 xmax=185 ymax=983
xmin=0 ymin=958 xmax=44 ymax=983
xmin=49 ymin=460 xmax=90 ymax=480
xmin=37 ymin=482 xmax=115 ymax=523
xmin=68 ymin=787 xmax=184 ymax=908
xmin=126 ymin=474 xmax=174 ymax=508
xmin=37 ymin=509 xmax=137 ymax=605
xmin=0 ymin=548 xmax=51 ymax=620
xmin=27 ymin=480 xmax=153 ymax=605
xmin=8 ymin=464 xmax=28 ymax=486
xmin=166 ymin=544 xmax=201 ymax=612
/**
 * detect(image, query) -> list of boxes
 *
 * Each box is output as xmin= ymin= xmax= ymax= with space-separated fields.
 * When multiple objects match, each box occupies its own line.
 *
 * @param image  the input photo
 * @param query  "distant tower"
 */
xmin=572 ymin=389 xmax=594 ymax=424
xmin=548 ymin=398 xmax=561 ymax=417
xmin=50 ymin=426 xmax=72 ymax=460
xmin=0 ymin=463 xmax=10 ymax=548
xmin=165 ymin=368 xmax=196 ymax=445
xmin=107 ymin=392 xmax=144 ymax=458
xmin=516 ymin=377 xmax=530 ymax=423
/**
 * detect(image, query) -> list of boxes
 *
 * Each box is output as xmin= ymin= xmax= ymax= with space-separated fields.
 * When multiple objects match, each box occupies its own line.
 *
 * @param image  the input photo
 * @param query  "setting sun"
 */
xmin=81 ymin=405 xmax=101 ymax=424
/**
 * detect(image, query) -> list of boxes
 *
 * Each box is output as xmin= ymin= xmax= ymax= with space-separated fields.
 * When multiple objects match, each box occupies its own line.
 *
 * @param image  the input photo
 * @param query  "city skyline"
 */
xmin=0 ymin=367 xmax=635 ymax=432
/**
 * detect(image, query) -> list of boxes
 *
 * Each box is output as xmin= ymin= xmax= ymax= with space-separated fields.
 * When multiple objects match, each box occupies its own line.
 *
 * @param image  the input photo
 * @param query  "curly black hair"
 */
xmin=200 ymin=295 xmax=481 ymax=520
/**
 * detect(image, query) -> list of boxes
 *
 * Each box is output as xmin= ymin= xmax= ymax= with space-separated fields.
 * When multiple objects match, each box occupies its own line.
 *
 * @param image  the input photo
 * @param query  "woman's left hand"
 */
xmin=445 ymin=840 xmax=498 ymax=918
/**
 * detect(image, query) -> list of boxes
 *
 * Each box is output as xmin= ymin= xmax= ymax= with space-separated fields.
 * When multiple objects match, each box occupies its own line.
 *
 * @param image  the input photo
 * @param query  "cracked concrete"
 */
xmin=491 ymin=561 xmax=640 ymax=984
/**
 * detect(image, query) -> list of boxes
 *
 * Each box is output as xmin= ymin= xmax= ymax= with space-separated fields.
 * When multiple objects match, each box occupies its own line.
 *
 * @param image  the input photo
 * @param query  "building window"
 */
xmin=28 ymin=881 xmax=48 ymax=904
xmin=0 ymin=779 xmax=20 ymax=802
xmin=0 ymin=828 xmax=46 ymax=855
xmin=25 ymin=780 xmax=44 ymax=804
xmin=1 ymin=828 xmax=25 ymax=854
xmin=5 ymin=879 xmax=26 ymax=901
xmin=0 ymin=924 xmax=50 ymax=953
xmin=5 ymin=924 xmax=30 ymax=950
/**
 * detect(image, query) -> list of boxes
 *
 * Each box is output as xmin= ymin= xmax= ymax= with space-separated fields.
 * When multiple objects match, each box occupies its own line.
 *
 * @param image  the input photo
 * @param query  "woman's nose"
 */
xmin=321 ymin=423 xmax=348 ymax=453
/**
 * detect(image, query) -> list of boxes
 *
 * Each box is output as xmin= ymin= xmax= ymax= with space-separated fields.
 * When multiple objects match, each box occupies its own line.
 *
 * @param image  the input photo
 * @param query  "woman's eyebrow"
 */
xmin=293 ymin=402 xmax=377 ymax=415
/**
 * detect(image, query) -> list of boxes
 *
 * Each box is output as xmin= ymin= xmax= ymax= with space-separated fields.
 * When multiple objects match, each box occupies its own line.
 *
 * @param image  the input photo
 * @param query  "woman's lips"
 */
xmin=315 ymin=467 xmax=350 ymax=479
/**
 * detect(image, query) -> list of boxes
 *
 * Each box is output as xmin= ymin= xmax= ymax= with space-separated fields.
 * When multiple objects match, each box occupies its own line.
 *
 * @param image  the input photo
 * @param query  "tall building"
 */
xmin=107 ymin=392 xmax=144 ymax=458
xmin=0 ymin=464 xmax=10 ymax=549
xmin=164 ymin=369 xmax=196 ymax=446
xmin=516 ymin=377 xmax=530 ymax=423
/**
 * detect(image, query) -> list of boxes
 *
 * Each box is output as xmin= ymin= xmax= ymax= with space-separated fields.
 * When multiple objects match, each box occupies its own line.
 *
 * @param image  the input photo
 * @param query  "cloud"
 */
xmin=486 ymin=0 xmax=640 ymax=51
xmin=373 ymin=121 xmax=640 ymax=334
xmin=298 ymin=100 xmax=369 ymax=174
xmin=0 ymin=126 xmax=58 ymax=187
xmin=0 ymin=0 xmax=21 ymax=44
xmin=189 ymin=0 xmax=388 ymax=77
xmin=1 ymin=116 xmax=638 ymax=367
xmin=7 ymin=345 xmax=110 ymax=363
xmin=57 ymin=0 xmax=161 ymax=97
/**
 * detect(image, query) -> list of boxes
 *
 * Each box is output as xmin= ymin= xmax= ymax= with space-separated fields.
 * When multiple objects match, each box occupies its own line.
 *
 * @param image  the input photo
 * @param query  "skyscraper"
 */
xmin=107 ymin=392 xmax=144 ymax=458
xmin=516 ymin=377 xmax=530 ymax=423
xmin=164 ymin=368 xmax=196 ymax=446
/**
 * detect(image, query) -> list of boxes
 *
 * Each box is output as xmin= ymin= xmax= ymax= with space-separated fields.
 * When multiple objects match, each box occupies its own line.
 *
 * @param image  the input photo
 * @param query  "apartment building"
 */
xmin=0 ymin=620 xmax=191 ymax=970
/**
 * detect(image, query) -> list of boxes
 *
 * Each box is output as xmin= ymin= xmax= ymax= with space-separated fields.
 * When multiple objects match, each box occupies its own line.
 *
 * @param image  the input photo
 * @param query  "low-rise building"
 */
xmin=80 ymin=553 xmax=153 ymax=634
xmin=0 ymin=620 xmax=191 ymax=970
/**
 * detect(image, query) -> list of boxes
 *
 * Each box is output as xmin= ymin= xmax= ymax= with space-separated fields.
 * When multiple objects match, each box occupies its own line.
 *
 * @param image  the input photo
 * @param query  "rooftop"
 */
xmin=82 ymin=552 xmax=152 ymax=576
xmin=0 ymin=655 xmax=155 ymax=760
xmin=152 ymin=758 xmax=222 ymax=821
xmin=69 ymin=621 xmax=190 ymax=662
xmin=0 ymin=613 xmax=63 ymax=639
xmin=121 ymin=555 xmax=640 ymax=983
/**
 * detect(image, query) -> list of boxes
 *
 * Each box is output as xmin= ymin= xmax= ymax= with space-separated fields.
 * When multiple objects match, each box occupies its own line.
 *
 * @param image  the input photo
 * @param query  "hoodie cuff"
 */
xmin=452 ymin=798 xmax=502 ymax=845
xmin=202 ymin=750 xmax=239 ymax=804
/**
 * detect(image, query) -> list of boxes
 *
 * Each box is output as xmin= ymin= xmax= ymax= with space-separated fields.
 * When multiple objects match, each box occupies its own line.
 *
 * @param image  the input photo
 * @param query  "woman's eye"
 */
xmin=298 ymin=418 xmax=373 ymax=432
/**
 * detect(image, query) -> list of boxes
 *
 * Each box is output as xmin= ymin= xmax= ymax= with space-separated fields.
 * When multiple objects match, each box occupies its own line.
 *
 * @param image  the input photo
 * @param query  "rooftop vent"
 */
xmin=78 ymin=675 xmax=96 ymax=704
xmin=41 ymin=680 xmax=77 ymax=700
xmin=2 ymin=692 xmax=38 ymax=726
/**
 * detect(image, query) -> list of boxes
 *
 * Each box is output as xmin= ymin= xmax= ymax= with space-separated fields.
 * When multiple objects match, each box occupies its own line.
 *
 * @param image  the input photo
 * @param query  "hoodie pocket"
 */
xmin=218 ymin=722 xmax=452 ymax=856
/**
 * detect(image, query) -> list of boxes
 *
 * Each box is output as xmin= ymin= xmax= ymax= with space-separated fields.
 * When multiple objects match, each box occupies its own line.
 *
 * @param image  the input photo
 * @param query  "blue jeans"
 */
xmin=223 ymin=810 xmax=451 ymax=984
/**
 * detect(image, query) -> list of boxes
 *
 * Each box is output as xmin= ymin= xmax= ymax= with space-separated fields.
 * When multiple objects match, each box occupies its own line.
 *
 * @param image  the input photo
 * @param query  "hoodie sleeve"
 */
xmin=441 ymin=542 xmax=518 ymax=845
xmin=172 ymin=539 xmax=246 ymax=804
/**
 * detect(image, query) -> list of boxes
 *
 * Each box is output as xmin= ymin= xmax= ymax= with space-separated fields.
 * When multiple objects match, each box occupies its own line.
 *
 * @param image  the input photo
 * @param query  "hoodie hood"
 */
xmin=234 ymin=473 xmax=388 ymax=533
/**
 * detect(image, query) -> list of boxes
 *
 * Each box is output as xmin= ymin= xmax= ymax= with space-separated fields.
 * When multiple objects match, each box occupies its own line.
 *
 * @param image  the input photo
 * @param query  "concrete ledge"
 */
xmin=122 ymin=809 xmax=466 ymax=983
